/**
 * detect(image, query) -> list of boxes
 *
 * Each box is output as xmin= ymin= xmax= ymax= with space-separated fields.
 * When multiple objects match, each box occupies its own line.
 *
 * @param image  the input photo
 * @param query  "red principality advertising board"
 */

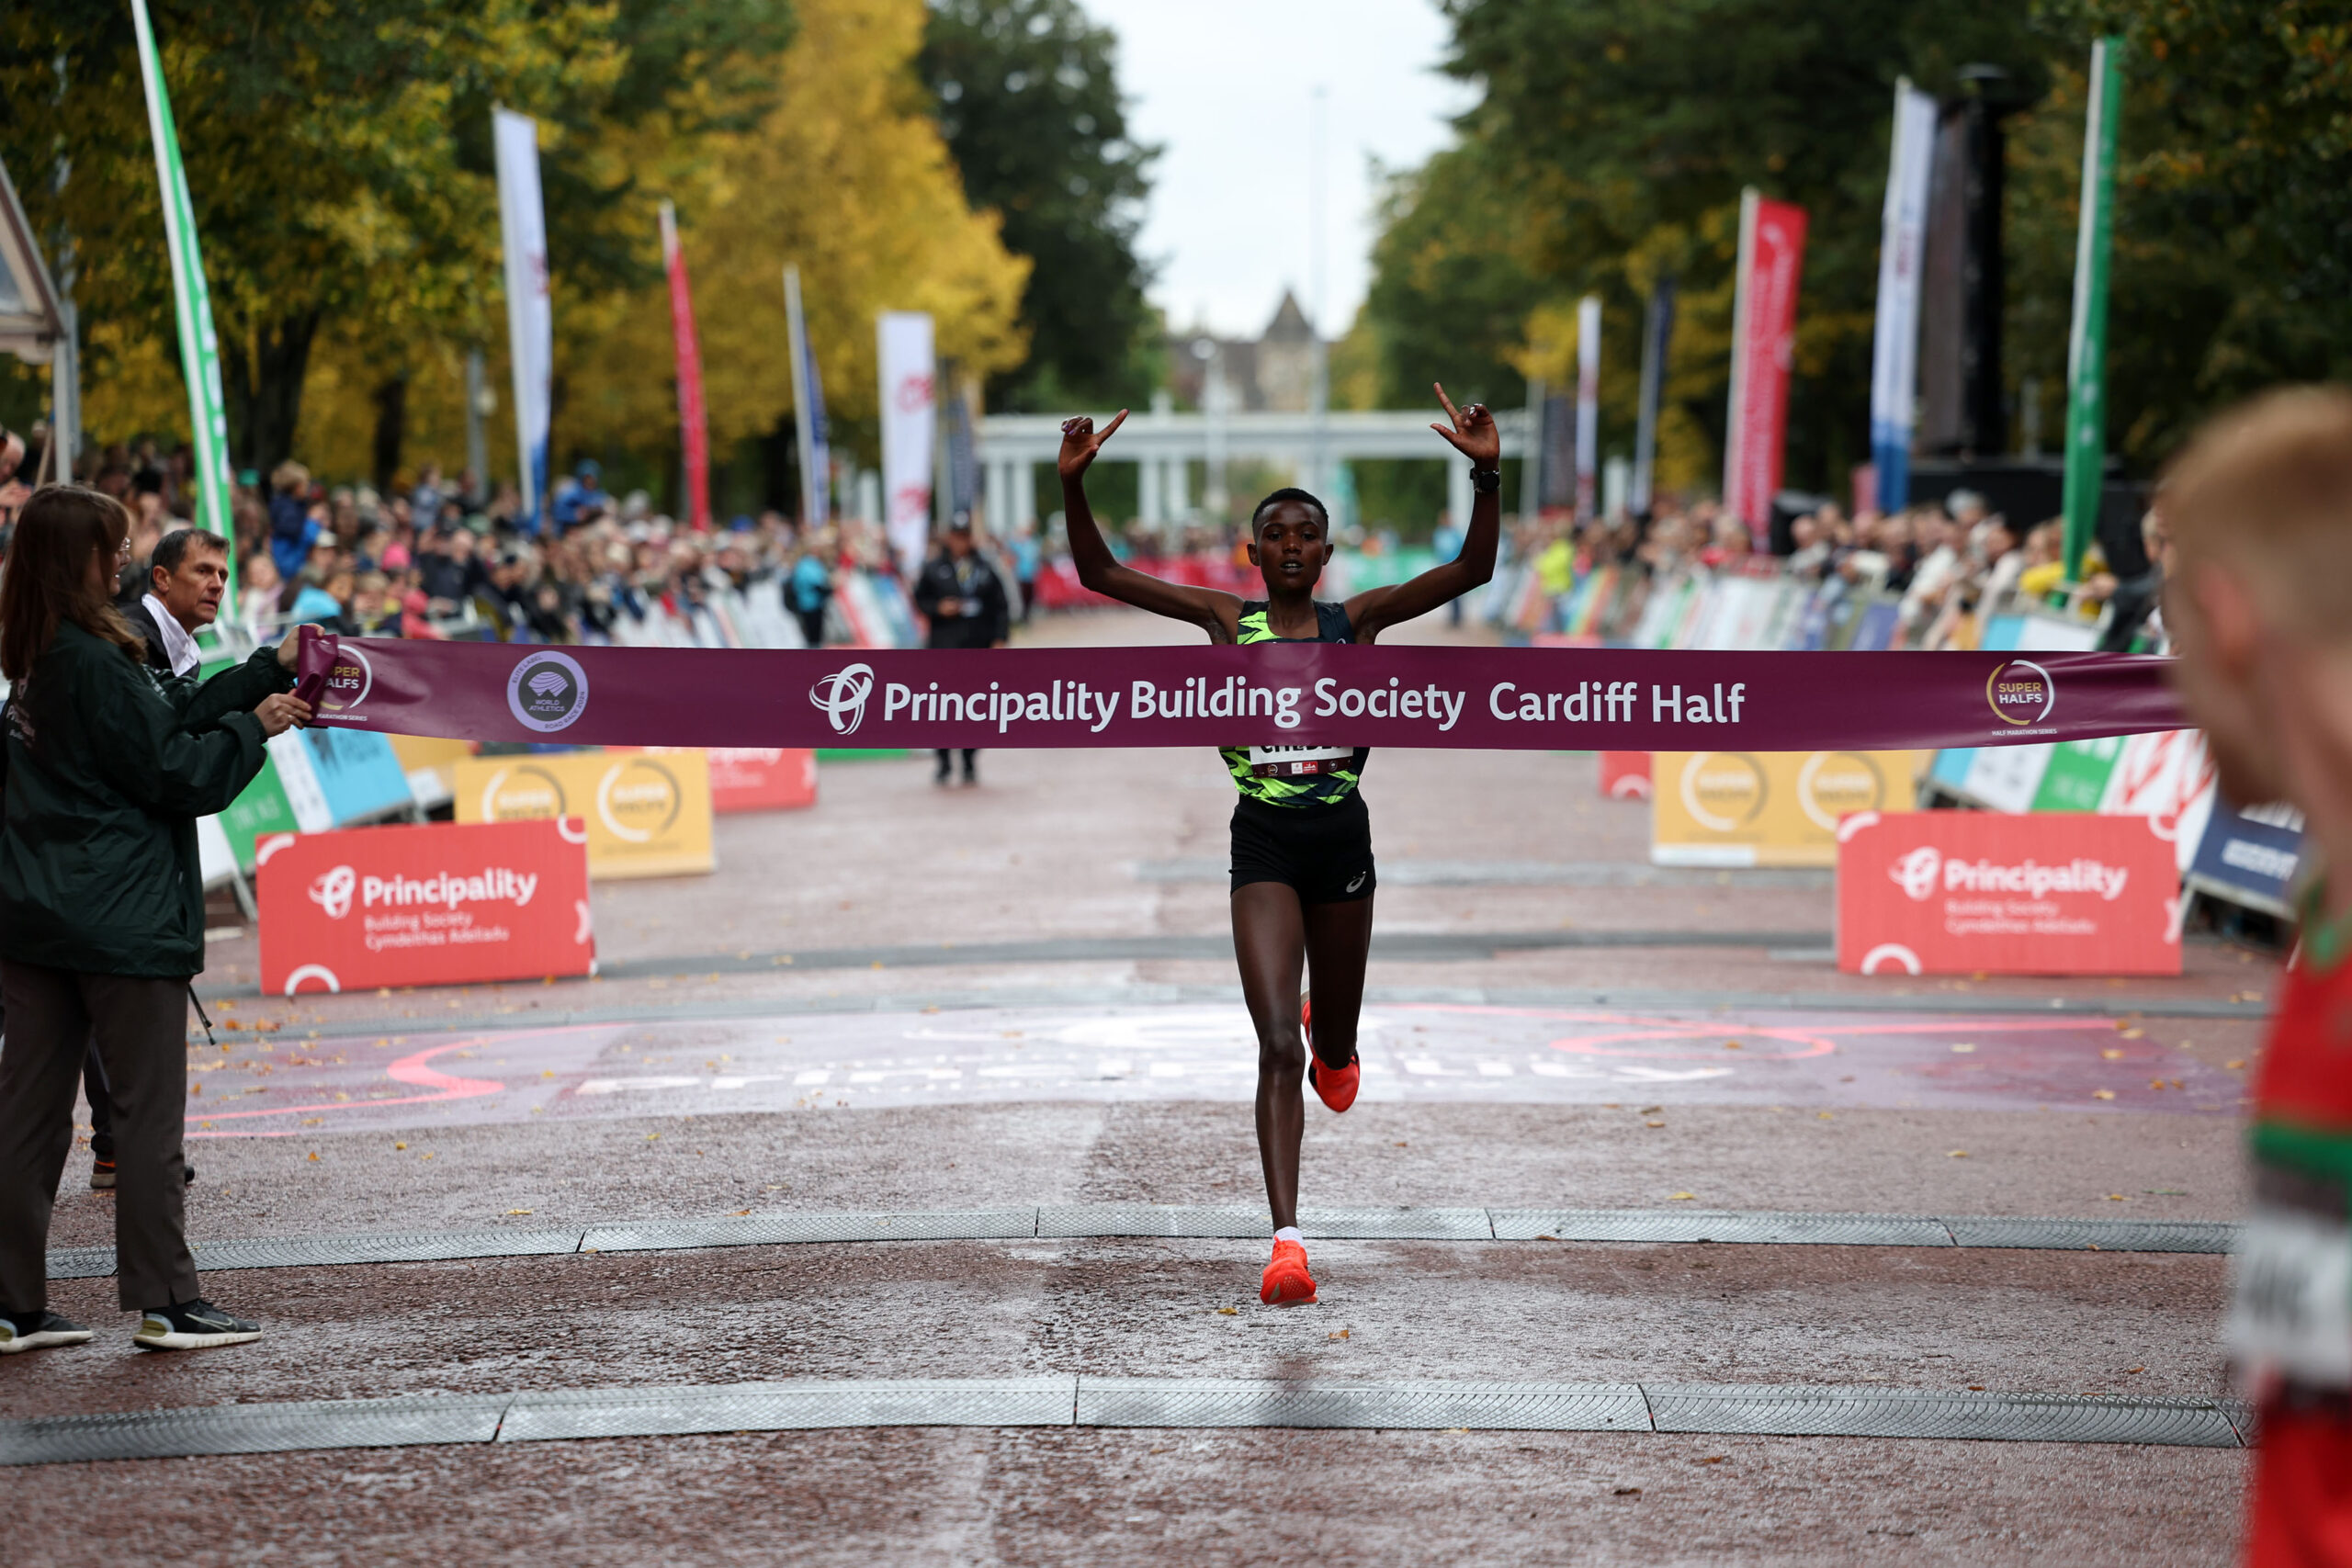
xmin=1837 ymin=810 xmax=2180 ymax=976
xmin=257 ymin=818 xmax=594 ymax=995
xmin=616 ymin=747 xmax=817 ymax=814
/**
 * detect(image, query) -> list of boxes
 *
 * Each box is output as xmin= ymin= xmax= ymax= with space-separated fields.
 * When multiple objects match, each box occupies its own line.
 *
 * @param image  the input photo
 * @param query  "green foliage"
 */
xmin=921 ymin=0 xmax=1161 ymax=410
xmin=1360 ymin=0 xmax=2352 ymax=492
xmin=0 ymin=0 xmax=795 ymax=472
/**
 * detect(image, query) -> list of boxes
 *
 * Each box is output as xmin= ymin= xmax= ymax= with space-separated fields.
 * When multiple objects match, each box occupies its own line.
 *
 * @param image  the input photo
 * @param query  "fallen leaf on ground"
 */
xmin=1645 ymin=1120 xmax=1666 ymax=1129
xmin=2101 ymin=1048 xmax=2126 ymax=1060
xmin=1668 ymin=1191 xmax=1697 ymax=1201
xmin=1817 ymin=1111 xmax=1835 ymax=1120
xmin=2120 ymin=1027 xmax=2145 ymax=1040
xmin=2127 ymin=1366 xmax=2145 ymax=1374
xmin=1537 ymin=1234 xmax=1558 ymax=1241
xmin=1329 ymin=1329 xmax=1350 ymax=1340
xmin=1701 ymin=1456 xmax=1726 ymax=1465
xmin=730 ymin=1209 xmax=751 ymax=1217
xmin=1950 ymin=1043 xmax=1976 ymax=1054
xmin=2093 ymin=1089 xmax=2116 ymax=1100
xmin=1216 ymin=1307 xmax=1238 ymax=1316
xmin=394 ymin=1142 xmax=407 ymax=1151
xmin=506 ymin=1209 xmax=533 ymax=1216
xmin=1949 ymin=1150 xmax=1969 ymax=1158
xmin=306 ymin=1152 xmax=319 ymax=1162
xmin=1613 ymin=1486 xmax=1642 ymax=1496
xmin=1639 ymin=1105 xmax=1663 ymax=1114
xmin=2107 ymin=1193 xmax=2129 ymax=1201
xmin=1968 ymin=1384 xmax=1985 ymax=1392
xmin=2226 ymin=1060 xmax=2245 ymax=1070
xmin=1723 ymin=1041 xmax=1741 ymax=1051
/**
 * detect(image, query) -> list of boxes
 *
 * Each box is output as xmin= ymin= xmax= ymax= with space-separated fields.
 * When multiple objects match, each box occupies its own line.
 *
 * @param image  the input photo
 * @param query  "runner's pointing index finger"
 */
xmin=1431 ymin=381 xmax=1462 ymax=437
xmin=1097 ymin=408 xmax=1128 ymax=445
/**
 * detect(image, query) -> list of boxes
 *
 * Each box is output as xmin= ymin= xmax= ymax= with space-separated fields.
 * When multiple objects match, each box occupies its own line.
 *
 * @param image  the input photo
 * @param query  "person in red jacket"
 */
xmin=2160 ymin=387 xmax=2352 ymax=1566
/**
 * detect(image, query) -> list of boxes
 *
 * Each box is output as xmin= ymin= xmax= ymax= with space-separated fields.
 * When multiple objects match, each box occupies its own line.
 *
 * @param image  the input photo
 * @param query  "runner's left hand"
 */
xmin=1430 ymin=383 xmax=1501 ymax=469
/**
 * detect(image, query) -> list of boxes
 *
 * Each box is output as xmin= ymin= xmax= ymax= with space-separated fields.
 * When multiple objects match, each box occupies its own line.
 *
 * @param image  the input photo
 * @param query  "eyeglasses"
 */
xmin=116 ymin=539 xmax=133 ymax=560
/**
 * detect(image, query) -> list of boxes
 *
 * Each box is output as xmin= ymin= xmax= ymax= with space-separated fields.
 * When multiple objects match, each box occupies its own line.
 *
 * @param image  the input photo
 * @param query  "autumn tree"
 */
xmin=920 ymin=0 xmax=1160 ymax=411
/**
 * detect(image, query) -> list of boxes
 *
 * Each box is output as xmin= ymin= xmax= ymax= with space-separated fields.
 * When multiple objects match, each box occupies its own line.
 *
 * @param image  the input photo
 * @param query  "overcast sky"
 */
xmin=1077 ymin=0 xmax=1476 ymax=342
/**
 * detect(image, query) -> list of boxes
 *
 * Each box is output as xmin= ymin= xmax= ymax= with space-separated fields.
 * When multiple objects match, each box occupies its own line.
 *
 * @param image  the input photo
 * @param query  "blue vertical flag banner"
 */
xmin=783 ymin=265 xmax=831 ymax=528
xmin=1868 ymin=80 xmax=1938 ymax=513
xmin=1631 ymin=277 xmax=1675 ymax=517
xmin=492 ymin=108 xmax=552 ymax=535
xmin=129 ymin=0 xmax=235 ymax=581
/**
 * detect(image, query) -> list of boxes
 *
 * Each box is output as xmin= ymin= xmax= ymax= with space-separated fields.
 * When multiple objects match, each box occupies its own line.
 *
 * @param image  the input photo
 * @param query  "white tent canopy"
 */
xmin=0 ymin=153 xmax=64 ymax=367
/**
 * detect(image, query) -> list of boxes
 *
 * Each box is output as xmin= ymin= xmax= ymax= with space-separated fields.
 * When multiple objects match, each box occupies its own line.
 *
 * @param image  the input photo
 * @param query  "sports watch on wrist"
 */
xmin=1470 ymin=467 xmax=1501 ymax=494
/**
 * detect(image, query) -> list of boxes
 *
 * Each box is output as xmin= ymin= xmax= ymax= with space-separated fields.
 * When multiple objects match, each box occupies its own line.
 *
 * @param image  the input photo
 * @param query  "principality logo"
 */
xmin=508 ymin=650 xmax=589 ymax=733
xmin=1985 ymin=659 xmax=2057 ymax=728
xmin=308 ymin=864 xmax=357 ymax=919
xmin=809 ymin=662 xmax=876 ymax=736
xmin=318 ymin=644 xmax=373 ymax=716
xmin=1890 ymin=846 xmax=1941 ymax=902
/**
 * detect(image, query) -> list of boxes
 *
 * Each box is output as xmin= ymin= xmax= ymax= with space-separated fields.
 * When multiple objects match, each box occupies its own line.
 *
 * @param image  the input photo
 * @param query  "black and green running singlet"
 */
xmin=1221 ymin=601 xmax=1367 ymax=807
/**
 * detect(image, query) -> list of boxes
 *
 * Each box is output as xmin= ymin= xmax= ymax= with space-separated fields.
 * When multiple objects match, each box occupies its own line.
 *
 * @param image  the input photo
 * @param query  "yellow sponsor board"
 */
xmin=454 ymin=750 xmax=715 ymax=879
xmin=1650 ymin=750 xmax=1927 ymax=867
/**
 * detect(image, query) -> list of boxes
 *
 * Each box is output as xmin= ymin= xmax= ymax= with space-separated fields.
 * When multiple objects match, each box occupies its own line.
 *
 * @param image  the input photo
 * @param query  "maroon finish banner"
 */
xmin=299 ymin=630 xmax=2185 ymax=755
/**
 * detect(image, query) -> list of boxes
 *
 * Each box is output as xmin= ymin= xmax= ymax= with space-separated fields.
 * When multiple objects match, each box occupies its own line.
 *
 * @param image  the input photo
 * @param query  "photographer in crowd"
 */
xmin=0 ymin=487 xmax=311 ymax=1356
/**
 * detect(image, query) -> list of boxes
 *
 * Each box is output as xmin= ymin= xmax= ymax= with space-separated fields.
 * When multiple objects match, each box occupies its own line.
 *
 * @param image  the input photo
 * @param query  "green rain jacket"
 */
xmin=0 ymin=622 xmax=293 ymax=978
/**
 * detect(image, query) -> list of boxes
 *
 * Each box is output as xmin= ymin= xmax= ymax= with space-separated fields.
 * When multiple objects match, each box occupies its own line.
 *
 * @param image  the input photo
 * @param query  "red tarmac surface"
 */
xmin=9 ymin=610 xmax=2278 ymax=1563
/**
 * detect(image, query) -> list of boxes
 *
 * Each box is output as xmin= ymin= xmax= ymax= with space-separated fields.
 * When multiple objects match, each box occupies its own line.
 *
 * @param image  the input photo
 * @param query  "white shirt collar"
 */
xmin=141 ymin=592 xmax=201 ymax=677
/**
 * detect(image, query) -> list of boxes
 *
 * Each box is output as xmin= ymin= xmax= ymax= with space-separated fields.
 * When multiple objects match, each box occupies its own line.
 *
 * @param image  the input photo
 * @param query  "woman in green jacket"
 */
xmin=0 ymin=486 xmax=311 ymax=1355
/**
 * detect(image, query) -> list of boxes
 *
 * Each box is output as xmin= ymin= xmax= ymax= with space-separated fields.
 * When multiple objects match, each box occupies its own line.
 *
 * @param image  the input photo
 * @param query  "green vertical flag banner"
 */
xmin=2060 ymin=36 xmax=2123 ymax=582
xmin=130 ymin=0 xmax=237 ymax=593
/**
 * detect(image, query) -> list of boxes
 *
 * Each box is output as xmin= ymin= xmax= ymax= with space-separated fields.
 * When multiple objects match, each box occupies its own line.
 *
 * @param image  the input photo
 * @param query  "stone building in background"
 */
xmin=1164 ymin=290 xmax=1320 ymax=412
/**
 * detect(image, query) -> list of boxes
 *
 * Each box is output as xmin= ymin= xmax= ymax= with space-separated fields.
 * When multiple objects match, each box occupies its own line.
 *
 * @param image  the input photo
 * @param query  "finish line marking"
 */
xmin=0 ymin=1375 xmax=2249 ymax=1467
xmin=47 ymin=1204 xmax=2238 ymax=1281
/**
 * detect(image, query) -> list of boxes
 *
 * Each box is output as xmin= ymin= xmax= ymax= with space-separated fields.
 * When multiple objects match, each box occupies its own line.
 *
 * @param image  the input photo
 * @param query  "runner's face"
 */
xmin=1250 ymin=501 xmax=1329 ymax=592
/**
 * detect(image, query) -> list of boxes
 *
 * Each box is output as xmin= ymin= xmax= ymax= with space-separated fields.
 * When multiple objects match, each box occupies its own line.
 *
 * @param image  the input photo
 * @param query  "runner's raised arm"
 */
xmin=1343 ymin=383 xmax=1503 ymax=642
xmin=1058 ymin=411 xmax=1244 ymax=642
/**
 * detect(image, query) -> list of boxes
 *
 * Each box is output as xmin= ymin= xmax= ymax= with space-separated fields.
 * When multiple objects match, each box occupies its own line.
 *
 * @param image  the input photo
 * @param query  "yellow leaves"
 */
xmin=1948 ymin=1150 xmax=1969 ymax=1159
xmin=306 ymin=1151 xmax=320 ymax=1162
xmin=1668 ymin=1191 xmax=1697 ymax=1201
xmin=2226 ymin=1060 xmax=2246 ymax=1071
xmin=2101 ymin=1048 xmax=2126 ymax=1060
xmin=1645 ymin=1119 xmax=1666 ymax=1129
xmin=506 ymin=1209 xmax=534 ymax=1216
xmin=1216 ymin=1306 xmax=1238 ymax=1316
xmin=2093 ymin=1089 xmax=2117 ymax=1100
xmin=1328 ymin=1329 xmax=1351 ymax=1341
xmin=1950 ymin=1043 xmax=1976 ymax=1054
xmin=1815 ymin=1111 xmax=1835 ymax=1121
xmin=394 ymin=1142 xmax=407 ymax=1151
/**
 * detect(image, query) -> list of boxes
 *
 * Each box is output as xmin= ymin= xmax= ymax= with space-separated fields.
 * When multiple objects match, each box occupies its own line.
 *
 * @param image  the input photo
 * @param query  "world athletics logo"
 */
xmin=507 ymin=650 xmax=590 ymax=734
xmin=1984 ymin=659 xmax=2057 ymax=728
xmin=809 ymin=663 xmax=876 ymax=735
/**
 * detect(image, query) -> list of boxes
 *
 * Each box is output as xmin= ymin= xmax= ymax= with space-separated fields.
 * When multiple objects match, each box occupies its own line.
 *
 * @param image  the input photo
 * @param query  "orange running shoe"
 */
xmin=1261 ymin=1239 xmax=1317 ymax=1306
xmin=1303 ymin=996 xmax=1361 ymax=1113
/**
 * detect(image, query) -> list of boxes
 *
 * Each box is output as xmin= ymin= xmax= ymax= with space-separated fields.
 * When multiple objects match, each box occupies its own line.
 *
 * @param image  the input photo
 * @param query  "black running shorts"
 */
xmin=1228 ymin=792 xmax=1376 ymax=904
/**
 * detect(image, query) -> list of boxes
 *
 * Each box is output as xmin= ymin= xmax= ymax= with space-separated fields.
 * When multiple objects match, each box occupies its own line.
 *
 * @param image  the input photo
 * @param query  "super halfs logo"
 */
xmin=1985 ymin=659 xmax=2057 ymax=728
xmin=507 ymin=651 xmax=589 ymax=734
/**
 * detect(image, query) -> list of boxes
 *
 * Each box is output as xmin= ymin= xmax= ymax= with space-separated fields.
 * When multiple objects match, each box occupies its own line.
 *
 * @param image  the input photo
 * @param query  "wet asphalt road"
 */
xmin=7 ymin=611 xmax=2276 ymax=1563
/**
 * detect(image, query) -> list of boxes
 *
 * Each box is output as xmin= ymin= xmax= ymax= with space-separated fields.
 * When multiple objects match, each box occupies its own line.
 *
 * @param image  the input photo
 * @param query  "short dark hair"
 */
xmin=1250 ymin=487 xmax=1329 ymax=533
xmin=150 ymin=526 xmax=228 ymax=579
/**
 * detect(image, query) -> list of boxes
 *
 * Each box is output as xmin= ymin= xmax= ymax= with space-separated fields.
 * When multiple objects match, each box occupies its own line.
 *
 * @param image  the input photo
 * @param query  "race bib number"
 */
xmin=1248 ymin=743 xmax=1352 ymax=779
xmin=2226 ymin=1201 xmax=2352 ymax=1388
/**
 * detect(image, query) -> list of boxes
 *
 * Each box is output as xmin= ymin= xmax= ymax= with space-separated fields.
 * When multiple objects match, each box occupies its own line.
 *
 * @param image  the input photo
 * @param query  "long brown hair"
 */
xmin=0 ymin=485 xmax=147 ymax=681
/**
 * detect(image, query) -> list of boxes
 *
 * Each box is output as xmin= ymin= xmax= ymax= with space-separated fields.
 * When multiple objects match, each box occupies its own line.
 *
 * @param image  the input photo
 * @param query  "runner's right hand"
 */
xmin=1057 ymin=410 xmax=1127 ymax=481
xmin=253 ymin=694 xmax=312 ymax=738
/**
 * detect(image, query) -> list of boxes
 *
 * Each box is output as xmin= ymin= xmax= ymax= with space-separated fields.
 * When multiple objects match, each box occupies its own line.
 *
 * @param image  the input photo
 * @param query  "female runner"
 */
xmin=1057 ymin=387 xmax=1500 ymax=1304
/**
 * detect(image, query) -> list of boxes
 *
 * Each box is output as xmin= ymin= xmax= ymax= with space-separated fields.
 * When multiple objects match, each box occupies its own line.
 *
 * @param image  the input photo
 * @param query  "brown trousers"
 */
xmin=0 ymin=962 xmax=199 ymax=1313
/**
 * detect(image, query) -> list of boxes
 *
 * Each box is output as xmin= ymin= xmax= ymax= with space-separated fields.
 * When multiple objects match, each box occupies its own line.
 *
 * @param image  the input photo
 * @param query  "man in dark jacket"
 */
xmin=912 ymin=522 xmax=1011 ymax=785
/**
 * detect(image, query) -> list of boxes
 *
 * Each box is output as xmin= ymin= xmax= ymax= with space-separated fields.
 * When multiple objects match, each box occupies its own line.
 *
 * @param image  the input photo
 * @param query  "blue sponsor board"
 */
xmin=2188 ymin=798 xmax=2306 ymax=919
xmin=300 ymin=728 xmax=414 ymax=826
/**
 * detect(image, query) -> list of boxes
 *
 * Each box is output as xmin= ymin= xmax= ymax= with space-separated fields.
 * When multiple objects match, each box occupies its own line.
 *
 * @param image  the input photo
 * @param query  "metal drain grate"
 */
xmin=578 ymin=1209 xmax=1037 ymax=1253
xmin=1645 ymin=1383 xmax=2245 ymax=1447
xmin=498 ymin=1378 xmax=1078 ymax=1441
xmin=1076 ymin=1379 xmax=1649 ymax=1431
xmin=1037 ymin=1205 xmax=1267 ymax=1238
xmin=1939 ymin=1217 xmax=2239 ymax=1253
xmin=0 ymin=1394 xmax=510 ymax=1466
xmin=1491 ymin=1210 xmax=1954 ymax=1247
xmin=0 ymin=1378 xmax=2252 ymax=1467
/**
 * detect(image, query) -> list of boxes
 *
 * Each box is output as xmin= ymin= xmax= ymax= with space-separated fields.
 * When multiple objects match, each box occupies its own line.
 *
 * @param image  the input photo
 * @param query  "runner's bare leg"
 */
xmin=1302 ymin=896 xmax=1374 ymax=1072
xmin=1234 ymin=883 xmax=1309 ymax=1230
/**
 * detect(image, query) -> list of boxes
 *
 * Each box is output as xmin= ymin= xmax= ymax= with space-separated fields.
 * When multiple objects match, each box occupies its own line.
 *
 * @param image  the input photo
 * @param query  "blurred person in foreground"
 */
xmin=0 ymin=487 xmax=312 ymax=1355
xmin=913 ymin=519 xmax=1010 ymax=786
xmin=2159 ymin=388 xmax=2352 ymax=1565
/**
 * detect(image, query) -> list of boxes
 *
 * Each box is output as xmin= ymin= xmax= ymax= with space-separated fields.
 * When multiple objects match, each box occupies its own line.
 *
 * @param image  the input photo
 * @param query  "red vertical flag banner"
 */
xmin=658 ymin=200 xmax=712 ymax=532
xmin=1721 ymin=190 xmax=1809 ymax=539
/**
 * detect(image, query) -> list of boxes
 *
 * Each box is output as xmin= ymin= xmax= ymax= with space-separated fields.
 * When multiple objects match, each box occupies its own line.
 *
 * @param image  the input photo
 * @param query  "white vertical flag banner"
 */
xmin=783 ymin=265 xmax=830 ymax=528
xmin=1869 ymin=81 xmax=1938 ymax=513
xmin=876 ymin=310 xmax=936 ymax=579
xmin=492 ymin=107 xmax=552 ymax=535
xmin=1574 ymin=294 xmax=1601 ymax=521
